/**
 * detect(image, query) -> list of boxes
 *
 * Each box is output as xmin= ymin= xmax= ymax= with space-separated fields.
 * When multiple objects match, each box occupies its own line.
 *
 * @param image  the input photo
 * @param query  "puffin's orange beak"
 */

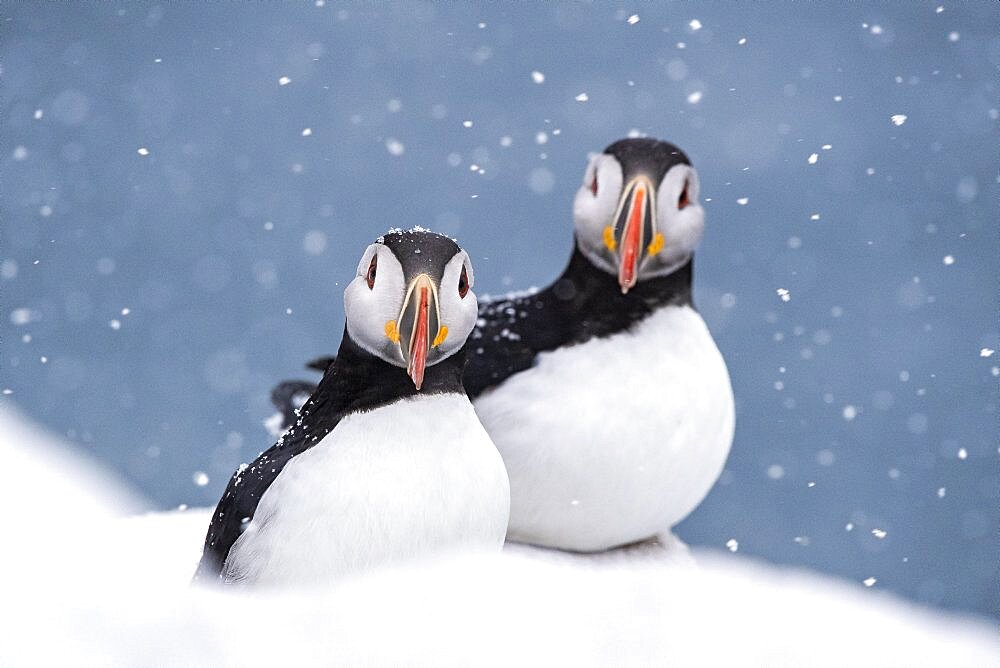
xmin=408 ymin=284 xmax=430 ymax=390
xmin=607 ymin=176 xmax=660 ymax=294
xmin=396 ymin=273 xmax=441 ymax=390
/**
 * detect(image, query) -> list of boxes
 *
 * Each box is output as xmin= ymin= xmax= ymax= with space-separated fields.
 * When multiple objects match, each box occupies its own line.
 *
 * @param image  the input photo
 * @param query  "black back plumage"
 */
xmin=463 ymin=247 xmax=692 ymax=397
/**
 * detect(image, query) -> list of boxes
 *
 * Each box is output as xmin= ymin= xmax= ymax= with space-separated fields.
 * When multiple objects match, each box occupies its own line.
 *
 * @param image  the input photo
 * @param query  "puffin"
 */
xmin=195 ymin=229 xmax=510 ymax=586
xmin=270 ymin=138 xmax=734 ymax=553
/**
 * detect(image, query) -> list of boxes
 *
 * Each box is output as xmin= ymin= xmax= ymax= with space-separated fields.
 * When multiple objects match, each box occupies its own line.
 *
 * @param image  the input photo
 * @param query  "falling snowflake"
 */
xmin=301 ymin=128 xmax=312 ymax=136
xmin=530 ymin=70 xmax=545 ymax=84
xmin=687 ymin=90 xmax=703 ymax=104
xmin=776 ymin=288 xmax=790 ymax=302
xmin=890 ymin=114 xmax=907 ymax=126
xmin=627 ymin=14 xmax=640 ymax=25
xmin=872 ymin=528 xmax=887 ymax=539
xmin=942 ymin=255 xmax=954 ymax=265
xmin=808 ymin=153 xmax=818 ymax=164
xmin=689 ymin=19 xmax=702 ymax=31
xmin=726 ymin=539 xmax=739 ymax=552
xmin=980 ymin=348 xmax=995 ymax=358
xmin=957 ymin=447 xmax=967 ymax=460
xmin=736 ymin=197 xmax=749 ymax=205
xmin=278 ymin=76 xmax=291 ymax=86
xmin=863 ymin=577 xmax=877 ymax=587
xmin=575 ymin=92 xmax=589 ymax=102
xmin=137 ymin=147 xmax=150 ymax=156
xmin=193 ymin=471 xmax=210 ymax=486
xmin=385 ymin=139 xmax=405 ymax=156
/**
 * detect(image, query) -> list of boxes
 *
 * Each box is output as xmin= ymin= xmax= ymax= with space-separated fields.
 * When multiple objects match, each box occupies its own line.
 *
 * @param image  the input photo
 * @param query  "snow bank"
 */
xmin=1 ymin=409 xmax=996 ymax=666
xmin=0 ymin=403 xmax=144 ymax=522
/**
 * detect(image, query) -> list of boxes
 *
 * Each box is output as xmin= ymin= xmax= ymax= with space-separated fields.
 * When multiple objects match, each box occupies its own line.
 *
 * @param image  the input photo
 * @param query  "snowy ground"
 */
xmin=2 ymin=407 xmax=997 ymax=667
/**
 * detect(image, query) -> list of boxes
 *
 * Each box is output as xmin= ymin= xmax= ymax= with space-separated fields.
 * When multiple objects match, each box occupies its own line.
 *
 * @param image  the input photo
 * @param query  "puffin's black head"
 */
xmin=572 ymin=137 xmax=704 ymax=293
xmin=344 ymin=229 xmax=477 ymax=390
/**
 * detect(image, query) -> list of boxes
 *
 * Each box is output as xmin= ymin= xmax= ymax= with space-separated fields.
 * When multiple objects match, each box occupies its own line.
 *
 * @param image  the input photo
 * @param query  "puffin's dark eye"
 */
xmin=590 ymin=172 xmax=598 ymax=196
xmin=366 ymin=255 xmax=377 ymax=290
xmin=458 ymin=265 xmax=470 ymax=299
xmin=678 ymin=181 xmax=690 ymax=210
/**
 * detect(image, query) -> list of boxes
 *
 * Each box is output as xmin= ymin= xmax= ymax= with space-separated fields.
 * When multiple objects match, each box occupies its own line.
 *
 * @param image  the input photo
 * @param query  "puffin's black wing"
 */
xmin=306 ymin=356 xmax=336 ymax=372
xmin=193 ymin=439 xmax=299 ymax=582
xmin=196 ymin=331 xmax=466 ymax=583
xmin=192 ymin=407 xmax=335 ymax=583
xmin=195 ymin=364 xmax=346 ymax=582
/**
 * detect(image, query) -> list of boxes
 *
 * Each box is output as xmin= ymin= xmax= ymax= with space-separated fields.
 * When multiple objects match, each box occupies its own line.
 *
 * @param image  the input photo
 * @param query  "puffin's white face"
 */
xmin=572 ymin=151 xmax=705 ymax=293
xmin=344 ymin=239 xmax=477 ymax=390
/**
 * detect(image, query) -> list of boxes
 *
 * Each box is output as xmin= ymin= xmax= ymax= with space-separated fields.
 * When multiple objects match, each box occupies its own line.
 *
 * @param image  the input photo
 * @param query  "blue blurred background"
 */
xmin=2 ymin=3 xmax=997 ymax=618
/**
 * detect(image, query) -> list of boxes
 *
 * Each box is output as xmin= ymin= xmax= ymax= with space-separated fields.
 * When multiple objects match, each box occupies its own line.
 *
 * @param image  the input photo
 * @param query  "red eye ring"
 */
xmin=458 ymin=265 xmax=470 ymax=298
xmin=366 ymin=255 xmax=377 ymax=290
xmin=678 ymin=181 xmax=690 ymax=210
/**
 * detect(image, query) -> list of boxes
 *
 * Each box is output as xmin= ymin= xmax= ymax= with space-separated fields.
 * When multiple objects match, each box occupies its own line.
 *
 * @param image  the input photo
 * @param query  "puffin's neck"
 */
xmin=560 ymin=242 xmax=694 ymax=311
xmin=307 ymin=328 xmax=468 ymax=420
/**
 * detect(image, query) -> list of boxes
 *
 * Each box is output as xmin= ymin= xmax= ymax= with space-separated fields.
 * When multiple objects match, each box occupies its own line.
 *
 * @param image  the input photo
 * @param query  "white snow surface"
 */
xmin=1 ymin=408 xmax=997 ymax=666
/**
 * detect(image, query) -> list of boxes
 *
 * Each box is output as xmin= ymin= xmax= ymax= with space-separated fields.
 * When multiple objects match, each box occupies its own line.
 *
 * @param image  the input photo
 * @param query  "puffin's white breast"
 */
xmin=473 ymin=304 xmax=734 ymax=552
xmin=224 ymin=393 xmax=510 ymax=586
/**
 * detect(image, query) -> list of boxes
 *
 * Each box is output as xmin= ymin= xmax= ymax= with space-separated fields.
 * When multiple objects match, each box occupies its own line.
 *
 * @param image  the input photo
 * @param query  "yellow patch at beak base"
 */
xmin=433 ymin=326 xmax=448 ymax=348
xmin=647 ymin=232 xmax=665 ymax=257
xmin=385 ymin=319 xmax=400 ymax=343
xmin=603 ymin=226 xmax=617 ymax=252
